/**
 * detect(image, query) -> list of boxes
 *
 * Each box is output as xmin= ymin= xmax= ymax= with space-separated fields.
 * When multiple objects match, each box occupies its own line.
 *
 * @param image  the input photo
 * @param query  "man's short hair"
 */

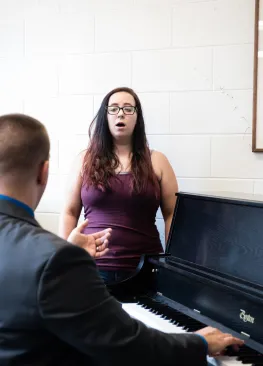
xmin=0 ymin=113 xmax=50 ymax=177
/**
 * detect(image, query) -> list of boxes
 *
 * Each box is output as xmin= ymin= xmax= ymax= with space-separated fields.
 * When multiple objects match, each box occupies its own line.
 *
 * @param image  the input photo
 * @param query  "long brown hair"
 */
xmin=82 ymin=87 xmax=159 ymax=194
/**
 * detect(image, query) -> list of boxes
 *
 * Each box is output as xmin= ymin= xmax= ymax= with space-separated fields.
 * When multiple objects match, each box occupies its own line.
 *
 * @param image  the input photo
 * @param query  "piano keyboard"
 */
xmin=122 ymin=298 xmax=263 ymax=366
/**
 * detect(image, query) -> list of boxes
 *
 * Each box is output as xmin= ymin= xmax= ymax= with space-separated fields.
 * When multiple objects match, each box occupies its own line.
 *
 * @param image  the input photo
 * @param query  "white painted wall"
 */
xmin=0 ymin=0 xmax=260 ymax=245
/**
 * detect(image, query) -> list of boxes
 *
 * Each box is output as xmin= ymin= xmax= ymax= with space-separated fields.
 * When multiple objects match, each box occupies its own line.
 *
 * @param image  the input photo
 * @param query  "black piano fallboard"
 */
xmin=150 ymin=257 xmax=263 ymax=354
xmin=108 ymin=191 xmax=263 ymax=360
xmin=136 ymin=295 xmax=263 ymax=366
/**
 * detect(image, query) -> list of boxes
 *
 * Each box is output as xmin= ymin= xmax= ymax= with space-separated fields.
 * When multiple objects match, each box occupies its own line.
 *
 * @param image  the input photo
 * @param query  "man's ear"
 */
xmin=37 ymin=160 xmax=49 ymax=186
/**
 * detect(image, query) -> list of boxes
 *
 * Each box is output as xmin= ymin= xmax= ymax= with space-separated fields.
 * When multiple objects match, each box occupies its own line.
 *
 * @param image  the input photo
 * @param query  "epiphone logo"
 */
xmin=240 ymin=309 xmax=255 ymax=324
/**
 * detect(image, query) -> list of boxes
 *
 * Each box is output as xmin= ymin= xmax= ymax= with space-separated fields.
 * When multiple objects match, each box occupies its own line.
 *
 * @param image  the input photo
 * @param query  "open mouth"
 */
xmin=115 ymin=122 xmax=126 ymax=127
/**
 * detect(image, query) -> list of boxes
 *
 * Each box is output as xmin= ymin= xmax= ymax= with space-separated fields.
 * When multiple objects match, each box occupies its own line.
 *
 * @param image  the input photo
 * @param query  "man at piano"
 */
xmin=0 ymin=113 xmax=244 ymax=365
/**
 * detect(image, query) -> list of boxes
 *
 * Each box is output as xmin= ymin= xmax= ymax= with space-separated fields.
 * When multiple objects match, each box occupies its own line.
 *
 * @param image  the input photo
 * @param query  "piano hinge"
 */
xmin=241 ymin=331 xmax=250 ymax=338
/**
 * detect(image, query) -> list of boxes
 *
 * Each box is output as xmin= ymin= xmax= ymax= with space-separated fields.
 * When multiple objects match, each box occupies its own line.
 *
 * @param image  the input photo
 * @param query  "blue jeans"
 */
xmin=99 ymin=270 xmax=132 ymax=285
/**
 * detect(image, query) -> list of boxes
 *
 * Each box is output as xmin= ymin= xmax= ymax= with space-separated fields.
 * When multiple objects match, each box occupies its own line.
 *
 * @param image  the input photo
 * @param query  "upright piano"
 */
xmin=109 ymin=191 xmax=263 ymax=366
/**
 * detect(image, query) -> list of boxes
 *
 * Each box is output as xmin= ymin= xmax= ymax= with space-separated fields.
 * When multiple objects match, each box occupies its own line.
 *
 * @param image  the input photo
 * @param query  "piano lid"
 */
xmin=166 ymin=191 xmax=263 ymax=288
xmin=172 ymin=190 xmax=263 ymax=203
xmin=159 ymin=191 xmax=263 ymax=349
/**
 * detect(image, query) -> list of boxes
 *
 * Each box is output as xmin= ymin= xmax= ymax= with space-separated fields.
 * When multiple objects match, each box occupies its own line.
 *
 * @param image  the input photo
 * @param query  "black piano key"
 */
xmin=240 ymin=356 xmax=263 ymax=363
xmin=138 ymin=297 xmax=205 ymax=331
xmin=239 ymin=354 xmax=262 ymax=360
xmin=222 ymin=345 xmax=263 ymax=365
xmin=225 ymin=345 xmax=260 ymax=358
xmin=237 ymin=347 xmax=258 ymax=355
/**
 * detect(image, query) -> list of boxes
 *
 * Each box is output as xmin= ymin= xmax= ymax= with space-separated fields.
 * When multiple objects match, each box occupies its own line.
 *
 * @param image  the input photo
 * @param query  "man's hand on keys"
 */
xmin=196 ymin=326 xmax=244 ymax=356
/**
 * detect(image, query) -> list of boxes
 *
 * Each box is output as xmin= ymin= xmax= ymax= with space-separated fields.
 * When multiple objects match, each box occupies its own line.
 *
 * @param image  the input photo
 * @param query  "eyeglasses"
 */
xmin=106 ymin=106 xmax=137 ymax=115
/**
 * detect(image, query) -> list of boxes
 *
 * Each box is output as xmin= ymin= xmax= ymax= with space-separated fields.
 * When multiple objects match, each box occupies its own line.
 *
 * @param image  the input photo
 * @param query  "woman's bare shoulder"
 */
xmin=73 ymin=150 xmax=87 ymax=176
xmin=151 ymin=150 xmax=175 ymax=180
xmin=151 ymin=150 xmax=170 ymax=165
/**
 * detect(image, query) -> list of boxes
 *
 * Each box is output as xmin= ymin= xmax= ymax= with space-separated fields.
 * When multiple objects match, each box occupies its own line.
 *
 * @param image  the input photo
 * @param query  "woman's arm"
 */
xmin=152 ymin=151 xmax=178 ymax=245
xmin=59 ymin=152 xmax=85 ymax=240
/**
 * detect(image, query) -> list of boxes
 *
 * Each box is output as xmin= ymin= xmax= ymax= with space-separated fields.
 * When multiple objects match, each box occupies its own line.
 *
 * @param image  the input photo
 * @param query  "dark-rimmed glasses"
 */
xmin=106 ymin=106 xmax=137 ymax=115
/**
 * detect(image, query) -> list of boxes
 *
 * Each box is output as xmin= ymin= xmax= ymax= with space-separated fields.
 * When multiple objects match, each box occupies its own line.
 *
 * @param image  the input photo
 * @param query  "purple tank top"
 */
xmin=81 ymin=173 xmax=163 ymax=271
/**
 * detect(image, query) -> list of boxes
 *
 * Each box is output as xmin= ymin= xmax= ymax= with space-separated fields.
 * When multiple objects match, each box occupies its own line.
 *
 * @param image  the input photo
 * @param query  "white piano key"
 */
xmin=122 ymin=303 xmax=186 ymax=333
xmin=212 ymin=355 xmax=249 ymax=366
xmin=140 ymin=307 xmax=186 ymax=333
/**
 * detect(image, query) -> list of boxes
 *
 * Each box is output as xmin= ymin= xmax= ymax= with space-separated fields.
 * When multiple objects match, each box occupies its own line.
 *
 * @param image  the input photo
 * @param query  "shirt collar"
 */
xmin=0 ymin=194 xmax=34 ymax=217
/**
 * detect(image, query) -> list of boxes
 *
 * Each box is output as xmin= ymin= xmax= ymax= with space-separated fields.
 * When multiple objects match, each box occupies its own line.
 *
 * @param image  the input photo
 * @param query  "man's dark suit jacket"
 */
xmin=0 ymin=199 xmax=207 ymax=366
